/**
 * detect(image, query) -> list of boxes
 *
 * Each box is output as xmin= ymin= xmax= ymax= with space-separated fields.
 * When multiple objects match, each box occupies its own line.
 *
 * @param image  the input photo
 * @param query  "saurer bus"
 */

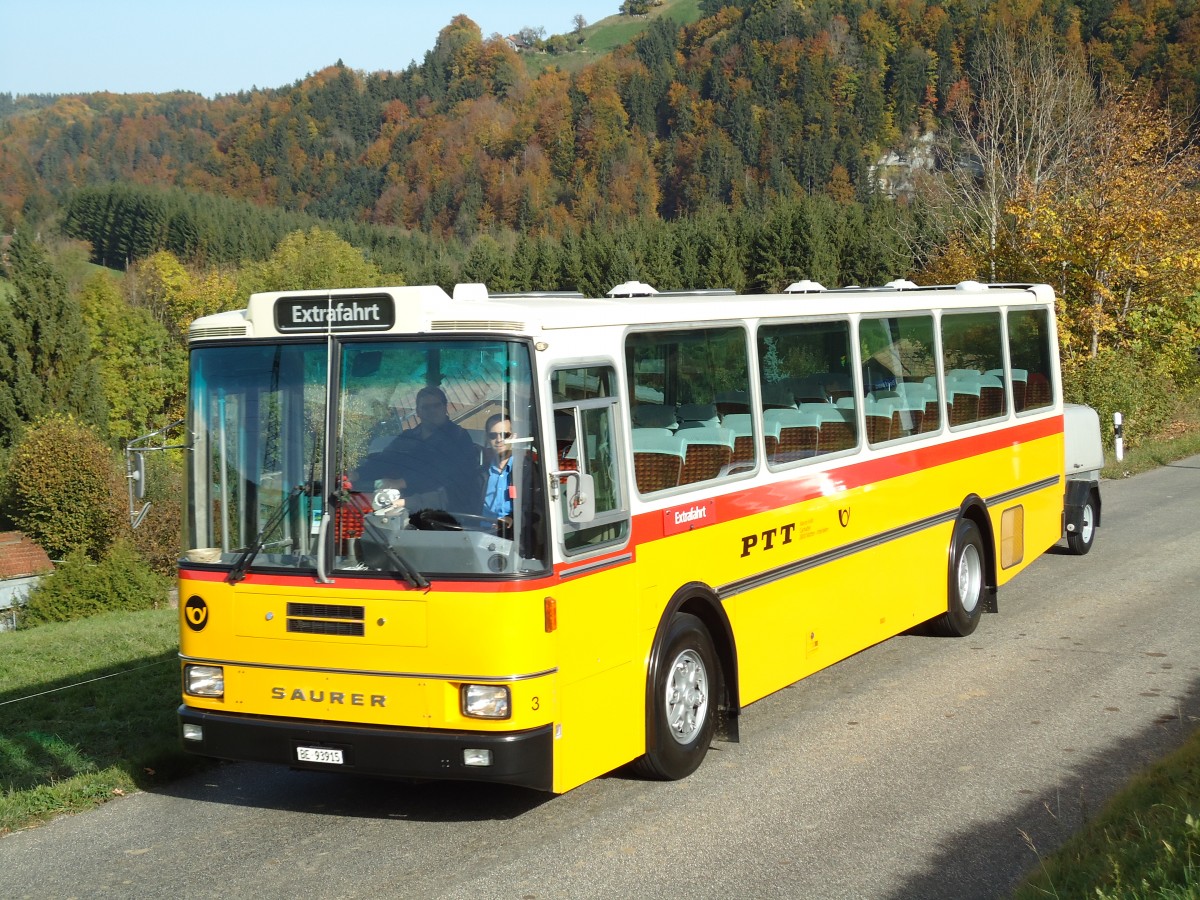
xmin=176 ymin=279 xmax=1103 ymax=793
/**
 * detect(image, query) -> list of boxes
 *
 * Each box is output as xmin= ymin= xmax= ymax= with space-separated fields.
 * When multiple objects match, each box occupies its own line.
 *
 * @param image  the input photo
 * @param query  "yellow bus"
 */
xmin=177 ymin=278 xmax=1102 ymax=793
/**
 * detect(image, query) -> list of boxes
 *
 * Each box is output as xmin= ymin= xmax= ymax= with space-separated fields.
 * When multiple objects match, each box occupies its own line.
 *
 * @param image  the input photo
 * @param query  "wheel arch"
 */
xmin=956 ymin=495 xmax=998 ymax=614
xmin=647 ymin=582 xmax=740 ymax=742
xmin=1065 ymin=478 xmax=1102 ymax=529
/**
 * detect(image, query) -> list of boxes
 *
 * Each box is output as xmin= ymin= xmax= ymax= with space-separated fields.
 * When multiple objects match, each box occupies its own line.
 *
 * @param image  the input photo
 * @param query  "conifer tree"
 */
xmin=0 ymin=229 xmax=106 ymax=446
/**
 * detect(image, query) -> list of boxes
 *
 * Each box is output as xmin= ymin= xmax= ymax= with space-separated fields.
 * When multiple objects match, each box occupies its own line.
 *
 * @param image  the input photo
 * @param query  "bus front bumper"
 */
xmin=178 ymin=706 xmax=554 ymax=792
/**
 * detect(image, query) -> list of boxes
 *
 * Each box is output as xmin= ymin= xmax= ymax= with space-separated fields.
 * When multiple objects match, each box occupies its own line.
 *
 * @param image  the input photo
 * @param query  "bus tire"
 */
xmin=932 ymin=518 xmax=985 ymax=637
xmin=1066 ymin=492 xmax=1097 ymax=556
xmin=633 ymin=613 xmax=720 ymax=781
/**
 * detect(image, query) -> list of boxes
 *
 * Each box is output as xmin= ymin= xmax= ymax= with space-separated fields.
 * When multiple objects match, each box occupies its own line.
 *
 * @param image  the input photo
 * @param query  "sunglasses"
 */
xmin=488 ymin=430 xmax=513 ymax=439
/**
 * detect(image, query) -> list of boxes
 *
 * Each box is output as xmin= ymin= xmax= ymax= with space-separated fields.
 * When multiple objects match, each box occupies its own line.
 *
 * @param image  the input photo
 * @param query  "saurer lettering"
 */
xmin=271 ymin=687 xmax=386 ymax=707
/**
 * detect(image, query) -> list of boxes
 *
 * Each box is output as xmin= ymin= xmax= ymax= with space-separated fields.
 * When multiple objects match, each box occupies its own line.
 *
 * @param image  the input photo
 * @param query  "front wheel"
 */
xmin=931 ymin=518 xmax=986 ymax=637
xmin=632 ymin=613 xmax=721 ymax=780
xmin=1066 ymin=494 xmax=1097 ymax=555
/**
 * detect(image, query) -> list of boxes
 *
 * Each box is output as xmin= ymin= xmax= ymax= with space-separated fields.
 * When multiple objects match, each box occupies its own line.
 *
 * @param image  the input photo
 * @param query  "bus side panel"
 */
xmin=628 ymin=423 xmax=1068 ymax=712
xmin=991 ymin=431 xmax=1066 ymax=587
xmin=722 ymin=480 xmax=953 ymax=708
xmin=550 ymin=563 xmax=646 ymax=793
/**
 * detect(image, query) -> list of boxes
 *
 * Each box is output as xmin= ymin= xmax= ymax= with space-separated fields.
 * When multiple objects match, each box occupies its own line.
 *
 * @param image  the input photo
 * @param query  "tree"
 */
xmin=7 ymin=414 xmax=128 ymax=560
xmin=79 ymin=272 xmax=186 ymax=442
xmin=1008 ymin=91 xmax=1200 ymax=380
xmin=919 ymin=28 xmax=1094 ymax=279
xmin=516 ymin=26 xmax=546 ymax=50
xmin=0 ymin=229 xmax=105 ymax=446
xmin=239 ymin=228 xmax=390 ymax=294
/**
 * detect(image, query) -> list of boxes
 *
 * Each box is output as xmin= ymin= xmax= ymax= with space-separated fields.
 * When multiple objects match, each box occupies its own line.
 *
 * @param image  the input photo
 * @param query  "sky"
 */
xmin=2 ymin=1 xmax=621 ymax=97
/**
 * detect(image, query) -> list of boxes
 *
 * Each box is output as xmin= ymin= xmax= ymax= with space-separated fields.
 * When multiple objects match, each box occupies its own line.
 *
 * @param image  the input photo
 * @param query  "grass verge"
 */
xmin=1013 ymin=729 xmax=1200 ymax=898
xmin=0 ymin=608 xmax=206 ymax=834
xmin=1102 ymin=399 xmax=1200 ymax=478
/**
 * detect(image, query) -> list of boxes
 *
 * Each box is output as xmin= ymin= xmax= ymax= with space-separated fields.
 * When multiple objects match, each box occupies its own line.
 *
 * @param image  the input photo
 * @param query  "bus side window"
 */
xmin=625 ymin=326 xmax=753 ymax=491
xmin=550 ymin=366 xmax=630 ymax=554
xmin=860 ymin=314 xmax=939 ymax=443
xmin=941 ymin=311 xmax=1007 ymax=427
xmin=758 ymin=320 xmax=859 ymax=465
xmin=1007 ymin=308 xmax=1056 ymax=412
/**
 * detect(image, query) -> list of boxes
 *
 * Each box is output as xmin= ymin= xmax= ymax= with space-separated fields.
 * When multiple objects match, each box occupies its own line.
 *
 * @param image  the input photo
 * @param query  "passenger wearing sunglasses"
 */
xmin=482 ymin=413 xmax=517 ymax=534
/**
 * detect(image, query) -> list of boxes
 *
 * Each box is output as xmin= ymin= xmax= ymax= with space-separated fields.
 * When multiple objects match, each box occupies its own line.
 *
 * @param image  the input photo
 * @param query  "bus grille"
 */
xmin=286 ymin=602 xmax=365 ymax=637
xmin=430 ymin=319 xmax=525 ymax=332
xmin=188 ymin=325 xmax=248 ymax=342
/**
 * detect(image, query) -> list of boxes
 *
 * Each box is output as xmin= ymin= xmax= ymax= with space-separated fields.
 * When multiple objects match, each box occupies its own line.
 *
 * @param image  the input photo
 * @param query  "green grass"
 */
xmin=0 ymin=608 xmax=206 ymax=833
xmin=1014 ymin=730 xmax=1200 ymax=899
xmin=522 ymin=0 xmax=704 ymax=77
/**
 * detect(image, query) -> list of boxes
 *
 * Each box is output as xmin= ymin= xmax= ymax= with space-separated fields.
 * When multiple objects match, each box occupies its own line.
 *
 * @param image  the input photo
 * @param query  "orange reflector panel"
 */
xmin=544 ymin=596 xmax=557 ymax=633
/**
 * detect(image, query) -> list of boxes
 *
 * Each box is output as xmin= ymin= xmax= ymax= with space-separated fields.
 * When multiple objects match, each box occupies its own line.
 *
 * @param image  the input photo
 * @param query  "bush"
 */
xmin=7 ymin=414 xmax=129 ymax=560
xmin=19 ymin=539 xmax=170 ymax=626
xmin=1062 ymin=350 xmax=1178 ymax=449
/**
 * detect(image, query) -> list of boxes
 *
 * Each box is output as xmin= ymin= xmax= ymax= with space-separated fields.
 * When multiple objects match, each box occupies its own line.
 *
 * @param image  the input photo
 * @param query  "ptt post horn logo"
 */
xmin=184 ymin=596 xmax=209 ymax=632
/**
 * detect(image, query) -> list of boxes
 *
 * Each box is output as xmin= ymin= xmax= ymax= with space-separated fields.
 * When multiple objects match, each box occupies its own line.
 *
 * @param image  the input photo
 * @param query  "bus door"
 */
xmin=547 ymin=364 xmax=642 ymax=786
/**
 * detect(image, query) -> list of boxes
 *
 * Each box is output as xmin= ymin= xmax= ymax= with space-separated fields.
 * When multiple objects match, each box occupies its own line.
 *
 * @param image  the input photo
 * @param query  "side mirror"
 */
xmin=130 ymin=452 xmax=147 ymax=501
xmin=552 ymin=470 xmax=595 ymax=524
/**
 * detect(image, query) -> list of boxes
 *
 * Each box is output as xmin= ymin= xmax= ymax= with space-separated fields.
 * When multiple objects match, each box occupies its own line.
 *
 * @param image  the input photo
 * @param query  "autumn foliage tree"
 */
xmin=1009 ymin=91 xmax=1200 ymax=381
xmin=79 ymin=271 xmax=187 ymax=441
xmin=7 ymin=415 xmax=129 ymax=560
xmin=238 ymin=228 xmax=395 ymax=293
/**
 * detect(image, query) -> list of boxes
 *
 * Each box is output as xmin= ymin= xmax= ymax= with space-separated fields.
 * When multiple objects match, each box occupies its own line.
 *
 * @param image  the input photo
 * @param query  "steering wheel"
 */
xmin=408 ymin=509 xmax=462 ymax=531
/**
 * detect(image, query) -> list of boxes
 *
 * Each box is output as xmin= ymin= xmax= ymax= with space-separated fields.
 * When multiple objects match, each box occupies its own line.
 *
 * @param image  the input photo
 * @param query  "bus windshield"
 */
xmin=185 ymin=338 xmax=548 ymax=579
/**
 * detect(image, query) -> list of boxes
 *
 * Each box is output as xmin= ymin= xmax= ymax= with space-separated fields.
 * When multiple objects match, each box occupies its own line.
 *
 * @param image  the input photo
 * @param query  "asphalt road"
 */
xmin=3 ymin=458 xmax=1198 ymax=899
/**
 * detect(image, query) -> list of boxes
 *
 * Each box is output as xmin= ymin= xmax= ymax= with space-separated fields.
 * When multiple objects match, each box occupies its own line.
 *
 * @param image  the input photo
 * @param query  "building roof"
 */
xmin=0 ymin=532 xmax=53 ymax=579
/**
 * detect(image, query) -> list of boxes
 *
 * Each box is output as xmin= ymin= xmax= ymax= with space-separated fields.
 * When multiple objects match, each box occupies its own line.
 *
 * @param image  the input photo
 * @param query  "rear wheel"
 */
xmin=632 ymin=613 xmax=720 ymax=780
xmin=931 ymin=518 xmax=985 ymax=637
xmin=1067 ymin=493 xmax=1097 ymax=555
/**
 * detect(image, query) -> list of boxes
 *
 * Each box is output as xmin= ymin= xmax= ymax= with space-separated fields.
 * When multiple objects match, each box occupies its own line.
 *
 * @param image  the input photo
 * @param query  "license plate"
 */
xmin=296 ymin=746 xmax=343 ymax=765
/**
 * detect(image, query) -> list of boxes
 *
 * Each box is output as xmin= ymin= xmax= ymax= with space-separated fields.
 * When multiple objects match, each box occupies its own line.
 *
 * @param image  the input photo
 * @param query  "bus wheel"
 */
xmin=932 ymin=518 xmax=985 ymax=637
xmin=633 ymin=613 xmax=720 ymax=781
xmin=1067 ymin=493 xmax=1097 ymax=556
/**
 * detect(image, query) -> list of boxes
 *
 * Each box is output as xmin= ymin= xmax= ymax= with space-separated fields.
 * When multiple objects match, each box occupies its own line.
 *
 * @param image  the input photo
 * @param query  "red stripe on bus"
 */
xmin=633 ymin=414 xmax=1063 ymax=544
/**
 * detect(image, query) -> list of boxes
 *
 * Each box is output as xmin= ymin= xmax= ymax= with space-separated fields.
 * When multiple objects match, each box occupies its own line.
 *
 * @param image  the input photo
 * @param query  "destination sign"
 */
xmin=274 ymin=293 xmax=396 ymax=333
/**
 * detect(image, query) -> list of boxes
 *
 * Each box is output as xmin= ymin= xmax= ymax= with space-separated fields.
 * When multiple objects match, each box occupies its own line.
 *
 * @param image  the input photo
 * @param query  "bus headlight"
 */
xmin=461 ymin=684 xmax=510 ymax=719
xmin=184 ymin=664 xmax=224 ymax=698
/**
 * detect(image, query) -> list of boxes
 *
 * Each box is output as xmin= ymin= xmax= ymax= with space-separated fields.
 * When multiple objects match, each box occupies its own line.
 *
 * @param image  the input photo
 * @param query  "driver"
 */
xmin=351 ymin=386 xmax=480 ymax=512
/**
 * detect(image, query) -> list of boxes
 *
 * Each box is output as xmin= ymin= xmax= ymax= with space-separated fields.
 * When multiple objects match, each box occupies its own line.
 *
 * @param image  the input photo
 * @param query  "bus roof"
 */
xmin=188 ymin=281 xmax=1055 ymax=343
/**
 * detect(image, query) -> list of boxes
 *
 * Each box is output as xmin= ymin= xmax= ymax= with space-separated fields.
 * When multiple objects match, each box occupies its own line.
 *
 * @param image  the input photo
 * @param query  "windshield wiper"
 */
xmin=351 ymin=497 xmax=429 ymax=589
xmin=225 ymin=485 xmax=304 ymax=585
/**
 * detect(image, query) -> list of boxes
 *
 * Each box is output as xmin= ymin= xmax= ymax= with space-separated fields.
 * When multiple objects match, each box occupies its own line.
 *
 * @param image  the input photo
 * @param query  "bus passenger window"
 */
xmin=758 ymin=320 xmax=858 ymax=465
xmin=1007 ymin=308 xmax=1056 ymax=412
xmin=860 ymin=315 xmax=939 ymax=442
xmin=941 ymin=312 xmax=1006 ymax=427
xmin=625 ymin=327 xmax=753 ymax=492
